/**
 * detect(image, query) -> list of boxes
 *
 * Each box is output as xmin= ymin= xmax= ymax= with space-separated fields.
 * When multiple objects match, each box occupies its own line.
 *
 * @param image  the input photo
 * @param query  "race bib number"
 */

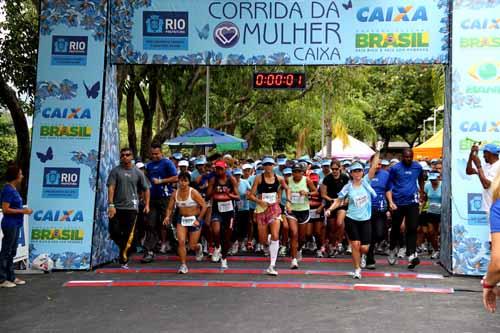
xmin=309 ymin=209 xmax=320 ymax=219
xmin=262 ymin=192 xmax=277 ymax=204
xmin=181 ymin=216 xmax=197 ymax=227
xmin=218 ymin=200 xmax=234 ymax=213
xmin=429 ymin=202 xmax=441 ymax=210
xmin=354 ymin=195 xmax=369 ymax=208
xmin=291 ymin=193 xmax=305 ymax=204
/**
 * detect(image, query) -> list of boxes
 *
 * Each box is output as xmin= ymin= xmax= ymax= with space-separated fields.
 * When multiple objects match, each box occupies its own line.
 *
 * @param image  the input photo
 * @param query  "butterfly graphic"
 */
xmin=83 ymin=81 xmax=100 ymax=99
xmin=36 ymin=146 xmax=53 ymax=163
xmin=342 ymin=0 xmax=353 ymax=10
xmin=196 ymin=24 xmax=210 ymax=40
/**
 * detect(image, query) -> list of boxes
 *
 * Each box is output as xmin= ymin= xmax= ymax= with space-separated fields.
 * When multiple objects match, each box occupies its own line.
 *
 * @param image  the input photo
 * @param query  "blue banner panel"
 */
xmin=27 ymin=1 xmax=108 ymax=270
xmin=110 ymin=0 xmax=449 ymax=65
xmin=451 ymin=0 xmax=500 ymax=276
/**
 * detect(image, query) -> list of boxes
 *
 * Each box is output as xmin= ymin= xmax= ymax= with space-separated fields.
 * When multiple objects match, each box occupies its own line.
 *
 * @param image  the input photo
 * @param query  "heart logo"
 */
xmin=213 ymin=22 xmax=240 ymax=48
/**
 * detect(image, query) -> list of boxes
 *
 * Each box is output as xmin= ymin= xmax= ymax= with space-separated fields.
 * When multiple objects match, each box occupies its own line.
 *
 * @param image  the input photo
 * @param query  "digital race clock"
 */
xmin=253 ymin=72 xmax=306 ymax=90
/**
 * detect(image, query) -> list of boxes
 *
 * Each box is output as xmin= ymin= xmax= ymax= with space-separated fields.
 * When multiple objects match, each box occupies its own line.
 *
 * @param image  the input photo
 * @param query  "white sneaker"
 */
xmin=196 ymin=243 xmax=204 ymax=262
xmin=337 ymin=243 xmax=344 ymax=254
xmin=0 ymin=280 xmax=16 ymax=288
xmin=360 ymin=254 xmax=367 ymax=269
xmin=387 ymin=249 xmax=397 ymax=265
xmin=255 ymin=243 xmax=263 ymax=254
xmin=397 ymin=247 xmax=406 ymax=258
xmin=121 ymin=263 xmax=129 ymax=269
xmin=346 ymin=244 xmax=352 ymax=255
xmin=202 ymin=239 xmax=209 ymax=254
xmin=14 ymin=278 xmax=26 ymax=285
xmin=220 ymin=258 xmax=228 ymax=269
xmin=352 ymin=269 xmax=362 ymax=279
xmin=266 ymin=265 xmax=278 ymax=276
xmin=278 ymin=245 xmax=287 ymax=257
xmin=308 ymin=241 xmax=317 ymax=252
xmin=229 ymin=242 xmax=239 ymax=256
xmin=211 ymin=246 xmax=221 ymax=262
xmin=178 ymin=264 xmax=188 ymax=274
xmin=290 ymin=258 xmax=299 ymax=269
xmin=297 ymin=249 xmax=303 ymax=262
xmin=316 ymin=250 xmax=324 ymax=258
xmin=431 ymin=250 xmax=440 ymax=259
xmin=240 ymin=242 xmax=247 ymax=253
xmin=407 ymin=253 xmax=420 ymax=269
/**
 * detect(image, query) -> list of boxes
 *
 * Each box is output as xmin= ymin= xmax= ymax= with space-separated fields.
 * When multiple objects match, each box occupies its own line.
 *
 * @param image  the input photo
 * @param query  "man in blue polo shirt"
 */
xmin=387 ymin=148 xmax=425 ymax=269
xmin=142 ymin=143 xmax=178 ymax=263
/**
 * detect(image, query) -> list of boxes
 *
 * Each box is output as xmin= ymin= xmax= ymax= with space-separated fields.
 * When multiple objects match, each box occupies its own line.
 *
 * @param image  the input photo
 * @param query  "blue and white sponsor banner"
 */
xmin=451 ymin=1 xmax=500 ymax=275
xmin=0 ymin=211 xmax=29 ymax=263
xmin=110 ymin=0 xmax=449 ymax=65
xmin=27 ymin=1 xmax=108 ymax=270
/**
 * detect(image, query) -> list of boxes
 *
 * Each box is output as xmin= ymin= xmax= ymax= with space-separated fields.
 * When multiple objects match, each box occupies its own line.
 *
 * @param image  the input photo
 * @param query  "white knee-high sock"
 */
xmin=270 ymin=240 xmax=279 ymax=266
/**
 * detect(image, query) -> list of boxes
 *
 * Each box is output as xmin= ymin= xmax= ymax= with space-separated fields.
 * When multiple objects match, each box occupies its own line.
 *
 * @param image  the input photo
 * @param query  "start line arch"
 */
xmin=27 ymin=0 xmax=499 ymax=276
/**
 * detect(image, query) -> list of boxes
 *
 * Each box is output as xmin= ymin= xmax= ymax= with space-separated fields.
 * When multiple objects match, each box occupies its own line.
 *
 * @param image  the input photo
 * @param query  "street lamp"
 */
xmin=433 ymin=105 xmax=444 ymax=135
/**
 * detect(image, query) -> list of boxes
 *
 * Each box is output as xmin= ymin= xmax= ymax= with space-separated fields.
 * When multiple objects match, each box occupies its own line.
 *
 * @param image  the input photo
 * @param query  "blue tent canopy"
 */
xmin=165 ymin=127 xmax=248 ymax=151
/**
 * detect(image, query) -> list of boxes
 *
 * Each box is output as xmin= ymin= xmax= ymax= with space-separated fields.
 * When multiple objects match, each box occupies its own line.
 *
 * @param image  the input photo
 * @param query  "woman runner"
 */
xmin=163 ymin=172 xmax=207 ymax=274
xmin=249 ymin=157 xmax=290 ymax=276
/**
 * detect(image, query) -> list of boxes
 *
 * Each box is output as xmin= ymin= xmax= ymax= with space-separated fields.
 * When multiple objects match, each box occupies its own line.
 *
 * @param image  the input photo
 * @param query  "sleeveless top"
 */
xmin=213 ymin=175 xmax=234 ymax=202
xmin=255 ymin=174 xmax=280 ymax=213
xmin=175 ymin=188 xmax=198 ymax=208
xmin=288 ymin=176 xmax=309 ymax=211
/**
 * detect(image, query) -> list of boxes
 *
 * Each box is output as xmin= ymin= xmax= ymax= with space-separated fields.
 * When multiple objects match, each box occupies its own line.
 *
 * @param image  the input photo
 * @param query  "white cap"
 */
xmin=178 ymin=160 xmax=189 ymax=167
xmin=223 ymin=154 xmax=232 ymax=159
xmin=136 ymin=162 xmax=145 ymax=169
xmin=242 ymin=163 xmax=252 ymax=170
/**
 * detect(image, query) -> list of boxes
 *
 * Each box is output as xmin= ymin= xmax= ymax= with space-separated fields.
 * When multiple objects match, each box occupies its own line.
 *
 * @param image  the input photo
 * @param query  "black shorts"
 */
xmin=286 ymin=210 xmax=310 ymax=224
xmin=419 ymin=212 xmax=441 ymax=226
xmin=345 ymin=217 xmax=371 ymax=245
xmin=211 ymin=201 xmax=235 ymax=228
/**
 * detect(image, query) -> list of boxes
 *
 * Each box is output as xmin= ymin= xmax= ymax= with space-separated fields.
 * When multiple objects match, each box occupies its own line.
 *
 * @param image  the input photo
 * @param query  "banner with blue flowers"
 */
xmin=451 ymin=0 xmax=500 ymax=276
xmin=110 ymin=0 xmax=449 ymax=65
xmin=27 ymin=1 xmax=108 ymax=270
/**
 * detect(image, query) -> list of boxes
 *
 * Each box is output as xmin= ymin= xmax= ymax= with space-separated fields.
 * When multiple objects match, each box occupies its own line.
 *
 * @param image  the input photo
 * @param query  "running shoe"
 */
xmin=360 ymin=254 xmax=367 ymax=269
xmin=0 ymin=281 xmax=16 ymax=288
xmin=337 ymin=243 xmax=344 ymax=254
xmin=140 ymin=251 xmax=155 ymax=264
xmin=297 ymin=249 xmax=303 ymax=262
xmin=328 ymin=245 xmax=337 ymax=258
xmin=346 ymin=244 xmax=352 ymax=255
xmin=121 ymin=263 xmax=129 ymax=269
xmin=202 ymin=239 xmax=208 ymax=254
xmin=397 ymin=247 xmax=406 ymax=259
xmin=316 ymin=250 xmax=324 ymax=258
xmin=290 ymin=258 xmax=299 ymax=269
xmin=240 ymin=242 xmax=247 ymax=253
xmin=255 ymin=243 xmax=263 ymax=254
xmin=220 ymin=258 xmax=228 ymax=269
xmin=266 ymin=265 xmax=278 ymax=276
xmin=365 ymin=258 xmax=376 ymax=270
xmin=14 ymin=278 xmax=26 ymax=285
xmin=387 ymin=249 xmax=397 ymax=265
xmin=195 ymin=243 xmax=204 ymax=262
xmin=211 ymin=246 xmax=221 ymax=262
xmin=407 ymin=253 xmax=420 ymax=269
xmin=159 ymin=242 xmax=172 ymax=254
xmin=178 ymin=264 xmax=188 ymax=274
xmin=307 ymin=240 xmax=317 ymax=252
xmin=278 ymin=245 xmax=287 ymax=257
xmin=263 ymin=245 xmax=270 ymax=257
xmin=352 ymin=269 xmax=362 ymax=279
xmin=229 ymin=242 xmax=239 ymax=256
xmin=431 ymin=250 xmax=440 ymax=260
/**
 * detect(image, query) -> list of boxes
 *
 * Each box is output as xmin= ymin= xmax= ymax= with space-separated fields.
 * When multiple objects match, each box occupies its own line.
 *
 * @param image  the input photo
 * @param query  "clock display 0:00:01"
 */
xmin=253 ymin=72 xmax=306 ymax=89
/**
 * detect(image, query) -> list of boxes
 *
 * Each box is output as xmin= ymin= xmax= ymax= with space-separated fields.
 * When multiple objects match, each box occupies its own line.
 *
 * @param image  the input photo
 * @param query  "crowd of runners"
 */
xmin=107 ymin=144 xmax=443 ymax=279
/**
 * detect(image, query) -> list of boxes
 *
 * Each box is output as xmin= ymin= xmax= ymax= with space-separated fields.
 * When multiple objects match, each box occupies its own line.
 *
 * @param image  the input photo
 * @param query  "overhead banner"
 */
xmin=451 ymin=1 xmax=500 ymax=275
xmin=110 ymin=0 xmax=449 ymax=65
xmin=27 ymin=1 xmax=108 ymax=270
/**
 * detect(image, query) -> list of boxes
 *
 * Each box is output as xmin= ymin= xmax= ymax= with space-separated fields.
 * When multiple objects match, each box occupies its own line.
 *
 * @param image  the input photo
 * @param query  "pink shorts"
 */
xmin=256 ymin=203 xmax=282 ymax=225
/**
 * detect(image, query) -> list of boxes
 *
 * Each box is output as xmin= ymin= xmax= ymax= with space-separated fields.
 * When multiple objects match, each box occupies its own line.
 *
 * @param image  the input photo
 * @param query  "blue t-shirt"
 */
xmin=370 ymin=169 xmax=390 ymax=212
xmin=247 ymin=175 xmax=257 ymax=209
xmin=491 ymin=199 xmax=500 ymax=233
xmin=146 ymin=158 xmax=177 ymax=199
xmin=237 ymin=179 xmax=252 ymax=211
xmin=424 ymin=182 xmax=442 ymax=214
xmin=338 ymin=176 xmax=376 ymax=221
xmin=190 ymin=169 xmax=200 ymax=182
xmin=388 ymin=161 xmax=422 ymax=206
xmin=1 ymin=184 xmax=24 ymax=228
xmin=273 ymin=167 xmax=284 ymax=177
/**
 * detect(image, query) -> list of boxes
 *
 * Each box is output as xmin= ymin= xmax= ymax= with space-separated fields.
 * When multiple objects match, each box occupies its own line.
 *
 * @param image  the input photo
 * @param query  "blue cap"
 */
xmin=283 ymin=168 xmax=292 ymax=175
xmin=313 ymin=162 xmax=321 ymax=168
xmin=428 ymin=172 xmax=439 ymax=180
xmin=195 ymin=157 xmax=207 ymax=165
xmin=341 ymin=160 xmax=352 ymax=166
xmin=321 ymin=160 xmax=331 ymax=167
xmin=349 ymin=161 xmax=364 ymax=172
xmin=381 ymin=160 xmax=390 ymax=166
xmin=483 ymin=143 xmax=499 ymax=154
xmin=277 ymin=157 xmax=287 ymax=165
xmin=262 ymin=157 xmax=276 ymax=165
xmin=233 ymin=168 xmax=242 ymax=175
xmin=172 ymin=152 xmax=183 ymax=160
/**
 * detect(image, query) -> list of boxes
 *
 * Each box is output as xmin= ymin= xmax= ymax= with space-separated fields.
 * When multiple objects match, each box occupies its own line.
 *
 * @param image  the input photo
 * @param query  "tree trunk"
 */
xmin=0 ymin=77 xmax=30 ymax=198
xmin=126 ymin=88 xmax=138 ymax=157
xmin=138 ymin=74 xmax=157 ymax=159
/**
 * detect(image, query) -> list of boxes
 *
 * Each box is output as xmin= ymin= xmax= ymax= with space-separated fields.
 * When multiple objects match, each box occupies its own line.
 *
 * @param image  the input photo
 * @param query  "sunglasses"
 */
xmin=120 ymin=153 xmax=132 ymax=157
xmin=332 ymin=168 xmax=340 ymax=171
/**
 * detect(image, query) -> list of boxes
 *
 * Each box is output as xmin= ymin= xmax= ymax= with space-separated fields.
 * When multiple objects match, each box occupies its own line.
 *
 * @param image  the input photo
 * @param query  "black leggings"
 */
xmin=109 ymin=210 xmax=138 ymax=264
xmin=367 ymin=210 xmax=387 ymax=261
xmin=389 ymin=204 xmax=419 ymax=256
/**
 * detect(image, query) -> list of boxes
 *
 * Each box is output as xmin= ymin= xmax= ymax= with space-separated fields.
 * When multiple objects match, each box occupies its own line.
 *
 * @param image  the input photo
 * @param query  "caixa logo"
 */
xmin=33 ymin=209 xmax=84 ymax=222
xmin=459 ymin=121 xmax=500 ymax=132
xmin=357 ymin=6 xmax=428 ymax=22
xmin=42 ymin=167 xmax=80 ymax=199
xmin=41 ymin=107 xmax=91 ymax=119
xmin=52 ymin=36 xmax=88 ymax=55
xmin=461 ymin=18 xmax=500 ymax=30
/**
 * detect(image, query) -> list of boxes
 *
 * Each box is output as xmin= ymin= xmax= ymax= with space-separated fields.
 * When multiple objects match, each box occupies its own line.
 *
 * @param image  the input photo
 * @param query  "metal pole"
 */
xmin=205 ymin=66 xmax=210 ymax=128
xmin=423 ymin=120 xmax=426 ymax=141
xmin=433 ymin=108 xmax=437 ymax=135
xmin=321 ymin=93 xmax=325 ymax=155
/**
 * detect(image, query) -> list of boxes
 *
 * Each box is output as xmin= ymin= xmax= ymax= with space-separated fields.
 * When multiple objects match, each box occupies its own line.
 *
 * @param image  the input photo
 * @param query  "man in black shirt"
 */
xmin=320 ymin=160 xmax=349 ymax=257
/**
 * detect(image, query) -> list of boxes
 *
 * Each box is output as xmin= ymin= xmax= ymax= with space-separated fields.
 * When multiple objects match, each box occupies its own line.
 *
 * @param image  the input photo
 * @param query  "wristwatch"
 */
xmin=481 ymin=277 xmax=495 ymax=289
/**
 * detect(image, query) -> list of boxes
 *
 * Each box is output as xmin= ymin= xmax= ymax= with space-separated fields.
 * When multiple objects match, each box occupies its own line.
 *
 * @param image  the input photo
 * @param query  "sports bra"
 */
xmin=257 ymin=174 xmax=280 ymax=194
xmin=175 ymin=188 xmax=198 ymax=208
